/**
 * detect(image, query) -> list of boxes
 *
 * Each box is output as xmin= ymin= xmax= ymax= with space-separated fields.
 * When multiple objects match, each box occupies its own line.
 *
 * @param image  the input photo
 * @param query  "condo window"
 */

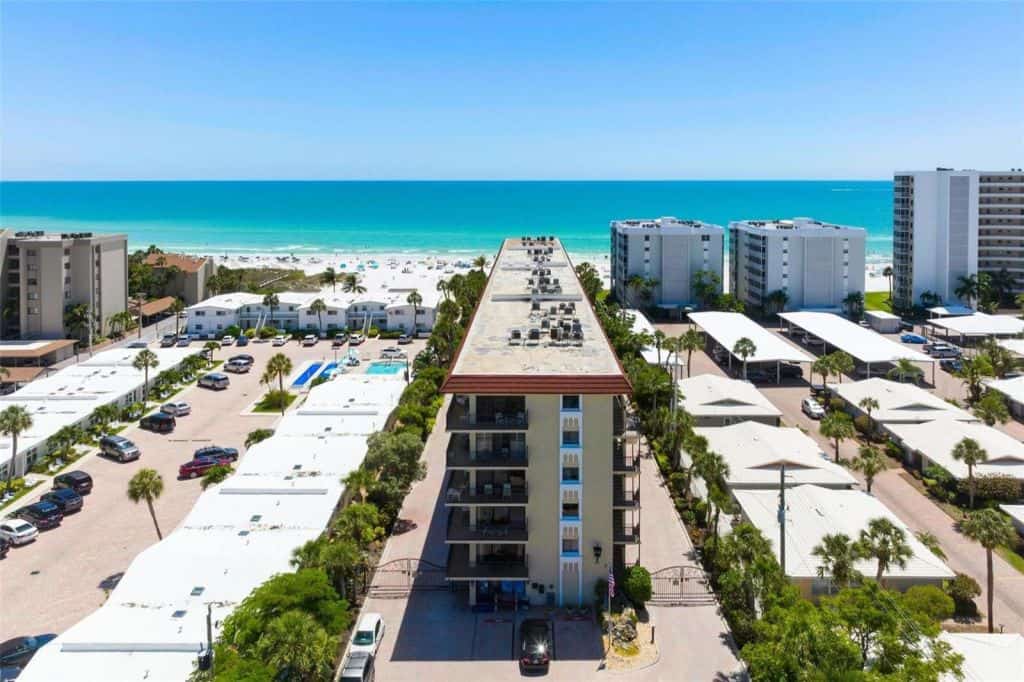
xmin=562 ymin=429 xmax=580 ymax=447
xmin=562 ymin=466 xmax=580 ymax=482
xmin=26 ymin=249 xmax=37 ymax=257
xmin=561 ymin=537 xmax=580 ymax=554
xmin=561 ymin=502 xmax=580 ymax=518
xmin=561 ymin=395 xmax=580 ymax=411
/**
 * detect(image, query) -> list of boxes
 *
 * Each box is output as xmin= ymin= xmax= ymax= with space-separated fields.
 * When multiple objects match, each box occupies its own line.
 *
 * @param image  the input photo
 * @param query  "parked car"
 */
xmin=397 ymin=334 xmax=413 ymax=345
xmin=518 ymin=618 xmax=553 ymax=673
xmin=0 ymin=519 xmax=38 ymax=546
xmin=801 ymin=397 xmax=826 ymax=419
xmin=0 ymin=537 xmax=9 ymax=560
xmin=802 ymin=334 xmax=825 ymax=347
xmin=236 ymin=335 xmax=250 ymax=347
xmin=744 ymin=369 xmax=771 ymax=383
xmin=140 ymin=412 xmax=176 ymax=433
xmin=340 ymin=652 xmax=374 ymax=682
xmin=349 ymin=613 xmax=385 ymax=657
xmin=228 ymin=354 xmax=254 ymax=365
xmin=161 ymin=401 xmax=191 ymax=417
xmin=179 ymin=455 xmax=232 ymax=479
xmin=198 ymin=373 xmax=230 ymax=390
xmin=15 ymin=501 xmax=63 ymax=531
xmin=160 ymin=334 xmax=177 ymax=348
xmin=349 ymin=333 xmax=365 ymax=346
xmin=39 ymin=488 xmax=83 ymax=514
xmin=940 ymin=358 xmax=963 ymax=373
xmin=175 ymin=335 xmax=191 ymax=347
xmin=332 ymin=333 xmax=349 ymax=347
xmin=193 ymin=445 xmax=239 ymax=462
xmin=899 ymin=321 xmax=915 ymax=332
xmin=52 ymin=470 xmax=92 ymax=495
xmin=126 ymin=341 xmax=149 ymax=349
xmin=928 ymin=345 xmax=960 ymax=358
xmin=99 ymin=435 xmax=141 ymax=462
xmin=380 ymin=347 xmax=406 ymax=360
xmin=0 ymin=635 xmax=57 ymax=667
xmin=224 ymin=360 xmax=251 ymax=374
xmin=272 ymin=335 xmax=288 ymax=346
xmin=779 ymin=362 xmax=803 ymax=379
xmin=302 ymin=334 xmax=318 ymax=346
xmin=900 ymin=333 xmax=927 ymax=344
xmin=220 ymin=335 xmax=235 ymax=346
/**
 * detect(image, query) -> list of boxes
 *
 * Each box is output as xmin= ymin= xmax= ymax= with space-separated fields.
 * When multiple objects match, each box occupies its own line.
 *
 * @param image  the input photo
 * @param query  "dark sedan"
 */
xmin=518 ymin=618 xmax=553 ymax=674
xmin=15 ymin=502 xmax=63 ymax=531
xmin=193 ymin=446 xmax=239 ymax=462
xmin=140 ymin=412 xmax=176 ymax=433
xmin=39 ymin=488 xmax=83 ymax=514
xmin=0 ymin=634 xmax=57 ymax=667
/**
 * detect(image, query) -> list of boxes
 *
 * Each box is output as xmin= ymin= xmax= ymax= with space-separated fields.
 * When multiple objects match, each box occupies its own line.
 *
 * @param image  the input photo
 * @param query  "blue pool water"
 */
xmin=366 ymin=361 xmax=403 ymax=376
xmin=292 ymin=362 xmax=324 ymax=387
xmin=318 ymin=362 xmax=339 ymax=379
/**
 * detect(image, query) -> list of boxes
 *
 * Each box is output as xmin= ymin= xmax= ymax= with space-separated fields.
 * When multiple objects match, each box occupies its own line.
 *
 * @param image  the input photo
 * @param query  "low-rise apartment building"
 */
xmin=893 ymin=169 xmax=1024 ymax=309
xmin=729 ymin=218 xmax=866 ymax=312
xmin=142 ymin=252 xmax=216 ymax=305
xmin=610 ymin=217 xmax=725 ymax=309
xmin=441 ymin=236 xmax=634 ymax=608
xmin=0 ymin=230 xmax=128 ymax=340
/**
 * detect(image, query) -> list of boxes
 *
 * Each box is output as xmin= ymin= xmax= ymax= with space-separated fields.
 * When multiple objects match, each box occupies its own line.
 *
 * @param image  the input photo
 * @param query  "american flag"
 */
xmin=608 ymin=568 xmax=615 ymax=599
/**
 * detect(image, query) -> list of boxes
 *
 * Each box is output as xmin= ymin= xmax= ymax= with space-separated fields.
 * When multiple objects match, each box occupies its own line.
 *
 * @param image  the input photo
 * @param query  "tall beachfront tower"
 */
xmin=441 ymin=236 xmax=635 ymax=608
xmin=893 ymin=169 xmax=1024 ymax=310
xmin=610 ymin=217 xmax=725 ymax=309
xmin=729 ymin=218 xmax=866 ymax=313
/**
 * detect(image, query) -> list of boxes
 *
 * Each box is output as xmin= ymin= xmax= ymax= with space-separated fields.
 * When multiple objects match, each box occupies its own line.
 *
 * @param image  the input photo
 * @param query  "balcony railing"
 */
xmin=447 ymin=545 xmax=529 ymax=580
xmin=446 ymin=402 xmax=529 ymax=431
xmin=446 ymin=437 xmax=529 ymax=468
xmin=447 ymin=511 xmax=529 ymax=542
xmin=613 ymin=441 xmax=640 ymax=474
xmin=614 ymin=525 xmax=641 ymax=544
xmin=444 ymin=474 xmax=529 ymax=505
xmin=613 ymin=487 xmax=640 ymax=508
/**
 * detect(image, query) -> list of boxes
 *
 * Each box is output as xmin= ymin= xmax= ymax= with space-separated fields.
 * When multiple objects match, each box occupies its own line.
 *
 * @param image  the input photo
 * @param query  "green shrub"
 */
xmin=668 ymin=472 xmax=687 ymax=498
xmin=959 ymin=474 xmax=1022 ymax=503
xmin=853 ymin=414 xmax=871 ymax=434
xmin=924 ymin=465 xmax=956 ymax=491
xmin=258 ymin=326 xmax=278 ymax=339
xmin=368 ymin=326 xmax=380 ymax=338
xmin=224 ymin=325 xmax=242 ymax=337
xmin=378 ymin=330 xmax=403 ymax=339
xmin=945 ymin=573 xmax=981 ymax=617
xmin=244 ymin=327 xmax=257 ymax=338
xmin=622 ymin=565 xmax=652 ymax=608
xmin=901 ymin=585 xmax=954 ymax=623
xmin=309 ymin=375 xmax=331 ymax=389
xmin=828 ymin=398 xmax=846 ymax=412
xmin=885 ymin=439 xmax=904 ymax=460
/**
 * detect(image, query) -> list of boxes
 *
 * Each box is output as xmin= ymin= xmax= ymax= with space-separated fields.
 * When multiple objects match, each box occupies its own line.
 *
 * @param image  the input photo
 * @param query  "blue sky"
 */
xmin=2 ymin=1 xmax=1021 ymax=180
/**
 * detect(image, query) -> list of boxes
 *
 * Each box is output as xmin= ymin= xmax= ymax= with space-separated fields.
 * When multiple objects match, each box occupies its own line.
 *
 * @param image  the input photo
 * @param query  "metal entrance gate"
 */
xmin=649 ymin=565 xmax=713 ymax=605
xmin=368 ymin=558 xmax=447 ymax=597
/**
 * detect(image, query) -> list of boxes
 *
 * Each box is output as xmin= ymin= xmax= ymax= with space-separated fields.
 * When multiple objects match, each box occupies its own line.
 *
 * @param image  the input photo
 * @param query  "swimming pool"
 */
xmin=366 ymin=361 xmax=403 ymax=376
xmin=317 ymin=362 xmax=339 ymax=379
xmin=291 ymin=362 xmax=324 ymax=387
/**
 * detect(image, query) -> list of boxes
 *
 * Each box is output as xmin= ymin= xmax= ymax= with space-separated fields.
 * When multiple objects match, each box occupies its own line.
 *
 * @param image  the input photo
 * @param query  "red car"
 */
xmin=178 ymin=455 xmax=232 ymax=479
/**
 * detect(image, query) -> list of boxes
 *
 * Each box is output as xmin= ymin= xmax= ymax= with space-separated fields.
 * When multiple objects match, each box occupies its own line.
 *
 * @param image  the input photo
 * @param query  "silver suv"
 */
xmin=99 ymin=435 xmax=141 ymax=462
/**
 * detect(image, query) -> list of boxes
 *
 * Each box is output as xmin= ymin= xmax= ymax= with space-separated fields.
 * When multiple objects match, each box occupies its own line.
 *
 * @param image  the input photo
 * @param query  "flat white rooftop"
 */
xmin=888 ymin=418 xmax=1024 ymax=481
xmin=927 ymin=312 xmax=1024 ymax=337
xmin=677 ymin=374 xmax=781 ymax=421
xmin=734 ymin=485 xmax=954 ymax=581
xmin=731 ymin=217 xmax=865 ymax=233
xmin=986 ymin=375 xmax=1024 ymax=406
xmin=689 ymin=312 xmax=813 ymax=364
xmin=831 ymin=378 xmax=977 ymax=424
xmin=997 ymin=339 xmax=1024 ymax=357
xmin=691 ymin=421 xmax=856 ymax=490
xmin=939 ymin=633 xmax=1024 ymax=682
xmin=623 ymin=309 xmax=681 ymax=366
xmin=611 ymin=217 xmax=724 ymax=233
xmin=927 ymin=305 xmax=975 ymax=317
xmin=779 ymin=311 xmax=933 ymax=365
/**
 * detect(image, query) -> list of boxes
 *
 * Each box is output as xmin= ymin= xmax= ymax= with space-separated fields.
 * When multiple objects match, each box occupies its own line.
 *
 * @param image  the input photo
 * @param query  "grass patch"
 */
xmin=253 ymin=391 xmax=297 ymax=413
xmin=0 ymin=480 xmax=42 ymax=512
xmin=995 ymin=545 xmax=1024 ymax=575
xmin=864 ymin=291 xmax=893 ymax=313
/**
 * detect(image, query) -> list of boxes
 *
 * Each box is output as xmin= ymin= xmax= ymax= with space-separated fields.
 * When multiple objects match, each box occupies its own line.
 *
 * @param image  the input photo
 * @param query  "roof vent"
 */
xmin=172 ymin=610 xmax=188 ymax=619
xmin=190 ymin=586 xmax=205 ymax=597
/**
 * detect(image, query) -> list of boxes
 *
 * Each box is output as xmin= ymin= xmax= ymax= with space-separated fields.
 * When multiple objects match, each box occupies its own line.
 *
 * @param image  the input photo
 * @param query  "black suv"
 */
xmin=53 ymin=470 xmax=93 ymax=495
xmin=193 ymin=446 xmax=239 ymax=462
xmin=100 ymin=435 xmax=141 ymax=462
xmin=16 ymin=501 xmax=63 ymax=530
xmin=140 ymin=412 xmax=176 ymax=433
xmin=518 ymin=618 xmax=553 ymax=673
xmin=40 ymin=488 xmax=84 ymax=514
xmin=0 ymin=537 xmax=10 ymax=560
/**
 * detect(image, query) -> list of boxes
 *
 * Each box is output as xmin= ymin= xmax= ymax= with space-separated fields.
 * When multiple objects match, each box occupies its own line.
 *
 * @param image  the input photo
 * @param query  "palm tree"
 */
xmin=843 ymin=291 xmax=865 ymax=320
xmin=692 ymin=269 xmax=721 ymax=308
xmin=132 ymin=349 xmax=160 ymax=403
xmin=764 ymin=289 xmax=789 ymax=317
xmin=951 ymin=437 xmax=988 ymax=508
xmin=320 ymin=266 xmax=338 ymax=293
xmin=170 ymin=298 xmax=186 ymax=336
xmin=341 ymin=273 xmax=366 ymax=295
xmin=857 ymin=517 xmax=912 ymax=586
xmin=975 ymin=390 xmax=1010 ymax=426
xmin=202 ymin=340 xmax=220 ymax=365
xmin=820 ymin=411 xmax=855 ymax=463
xmin=642 ymin=277 xmax=660 ymax=304
xmin=732 ymin=337 xmax=756 ymax=379
xmin=957 ymin=355 xmax=995 ymax=404
xmin=47 ymin=424 xmax=83 ymax=465
xmin=851 ymin=445 xmax=885 ymax=494
xmin=811 ymin=532 xmax=862 ymax=592
xmin=915 ymin=531 xmax=947 ymax=560
xmin=829 ymin=351 xmax=855 ymax=383
xmin=680 ymin=329 xmax=703 ymax=378
xmin=127 ymin=468 xmax=165 ymax=540
xmin=883 ymin=265 xmax=894 ymax=304
xmin=406 ymin=290 xmax=423 ymax=335
xmin=309 ymin=297 xmax=327 ymax=336
xmin=264 ymin=353 xmax=294 ymax=415
xmin=812 ymin=355 xmax=834 ymax=386
xmin=961 ymin=509 xmax=1017 ymax=633
xmin=858 ymin=396 xmax=880 ymax=434
xmin=90 ymin=403 xmax=120 ymax=430
xmin=955 ymin=274 xmax=981 ymax=308
xmin=473 ymin=255 xmax=488 ymax=271
xmin=887 ymin=358 xmax=923 ymax=384
xmin=626 ymin=274 xmax=646 ymax=306
xmin=653 ymin=330 xmax=666 ymax=366
xmin=63 ymin=303 xmax=93 ymax=345
xmin=344 ymin=468 xmax=377 ymax=503
xmin=262 ymin=293 xmax=280 ymax=326
xmin=436 ymin=279 xmax=450 ymax=301
xmin=1 ymin=406 xmax=33 ymax=495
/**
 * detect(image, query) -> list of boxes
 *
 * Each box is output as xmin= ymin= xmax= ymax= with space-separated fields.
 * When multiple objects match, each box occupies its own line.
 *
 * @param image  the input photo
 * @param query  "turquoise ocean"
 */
xmin=0 ymin=181 xmax=894 ymax=261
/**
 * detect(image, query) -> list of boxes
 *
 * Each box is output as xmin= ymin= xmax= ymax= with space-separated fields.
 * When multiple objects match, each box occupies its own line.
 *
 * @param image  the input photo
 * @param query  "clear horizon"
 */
xmin=2 ymin=2 xmax=1021 ymax=180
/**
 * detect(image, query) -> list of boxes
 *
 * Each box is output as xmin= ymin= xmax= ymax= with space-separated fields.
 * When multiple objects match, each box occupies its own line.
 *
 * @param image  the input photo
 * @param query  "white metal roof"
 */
xmin=691 ymin=422 xmax=856 ymax=489
xmin=186 ymin=292 xmax=263 ymax=311
xmin=688 ymin=312 xmax=813 ymax=364
xmin=887 ymin=418 xmax=1024 ymax=481
xmin=986 ymin=375 xmax=1024 ymax=406
xmin=779 ymin=311 xmax=933 ymax=364
xmin=831 ymin=378 xmax=978 ymax=424
xmin=677 ymin=374 xmax=781 ymax=420
xmin=734 ymin=484 xmax=955 ymax=581
xmin=864 ymin=310 xmax=900 ymax=320
xmin=928 ymin=312 xmax=1024 ymax=337
xmin=997 ymin=339 xmax=1024 ymax=357
xmin=939 ymin=633 xmax=1024 ymax=682
xmin=927 ymin=305 xmax=975 ymax=317
xmin=623 ymin=308 xmax=682 ymax=366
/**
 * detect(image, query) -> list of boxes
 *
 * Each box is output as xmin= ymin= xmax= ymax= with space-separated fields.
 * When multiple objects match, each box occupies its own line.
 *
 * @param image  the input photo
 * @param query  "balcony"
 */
xmin=446 ymin=401 xmax=529 ymax=431
xmin=445 ymin=436 xmax=528 ymax=468
xmin=444 ymin=471 xmax=529 ymax=505
xmin=614 ymin=525 xmax=641 ymax=544
xmin=447 ymin=511 xmax=529 ymax=543
xmin=613 ymin=487 xmax=640 ymax=509
xmin=447 ymin=545 xmax=529 ymax=580
xmin=613 ymin=442 xmax=640 ymax=474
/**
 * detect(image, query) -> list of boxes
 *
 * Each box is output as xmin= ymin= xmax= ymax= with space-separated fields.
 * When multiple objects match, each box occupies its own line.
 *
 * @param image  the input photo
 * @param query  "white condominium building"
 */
xmin=610 ymin=217 xmax=724 ymax=309
xmin=729 ymin=218 xmax=866 ymax=312
xmin=892 ymin=169 xmax=1024 ymax=309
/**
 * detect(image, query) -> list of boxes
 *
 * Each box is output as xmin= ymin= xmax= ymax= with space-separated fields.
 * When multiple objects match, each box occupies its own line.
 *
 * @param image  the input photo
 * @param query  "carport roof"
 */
xmin=927 ymin=312 xmax=1024 ymax=337
xmin=688 ymin=312 xmax=813 ymax=364
xmin=778 ymin=311 xmax=933 ymax=364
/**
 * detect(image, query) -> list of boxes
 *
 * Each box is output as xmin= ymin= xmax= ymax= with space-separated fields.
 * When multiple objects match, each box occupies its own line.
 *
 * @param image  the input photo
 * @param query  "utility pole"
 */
xmin=778 ymin=463 xmax=786 ymax=575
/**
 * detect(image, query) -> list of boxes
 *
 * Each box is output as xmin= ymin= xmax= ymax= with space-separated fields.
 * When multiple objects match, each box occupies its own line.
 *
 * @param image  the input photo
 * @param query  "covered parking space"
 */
xmin=778 ymin=311 xmax=936 ymax=383
xmin=924 ymin=312 xmax=1024 ymax=346
xmin=688 ymin=311 xmax=813 ymax=383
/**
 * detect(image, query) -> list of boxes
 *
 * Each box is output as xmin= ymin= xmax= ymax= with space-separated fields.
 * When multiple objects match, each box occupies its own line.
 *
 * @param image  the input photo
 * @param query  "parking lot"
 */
xmin=0 ymin=333 xmax=423 ymax=641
